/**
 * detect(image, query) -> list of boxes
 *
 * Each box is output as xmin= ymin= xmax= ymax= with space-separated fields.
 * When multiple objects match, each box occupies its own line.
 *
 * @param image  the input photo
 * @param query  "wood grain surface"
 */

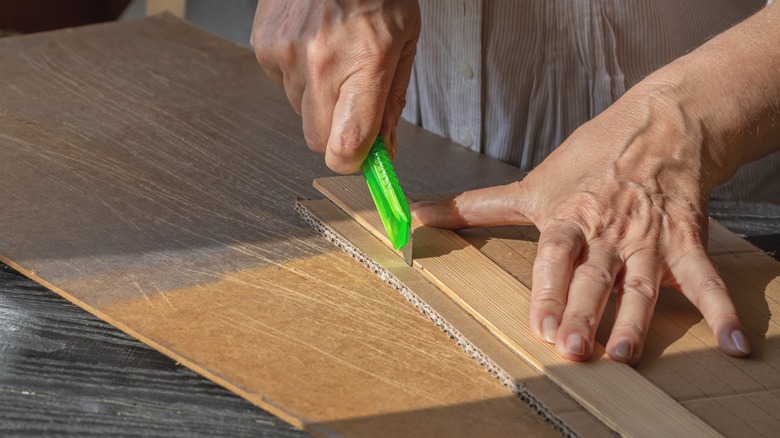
xmin=0 ymin=14 xmax=559 ymax=437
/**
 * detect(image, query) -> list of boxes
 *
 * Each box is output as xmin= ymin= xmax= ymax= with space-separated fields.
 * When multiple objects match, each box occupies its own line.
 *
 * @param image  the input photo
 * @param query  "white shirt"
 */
xmin=403 ymin=0 xmax=779 ymax=203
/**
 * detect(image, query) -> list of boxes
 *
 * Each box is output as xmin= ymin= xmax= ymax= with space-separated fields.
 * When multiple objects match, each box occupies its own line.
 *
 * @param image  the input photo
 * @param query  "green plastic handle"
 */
xmin=361 ymin=136 xmax=411 ymax=250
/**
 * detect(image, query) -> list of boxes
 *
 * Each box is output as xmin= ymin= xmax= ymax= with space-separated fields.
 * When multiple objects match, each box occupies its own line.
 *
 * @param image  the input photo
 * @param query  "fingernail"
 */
xmin=541 ymin=316 xmax=558 ymax=343
xmin=565 ymin=333 xmax=586 ymax=356
xmin=730 ymin=330 xmax=751 ymax=355
xmin=612 ymin=339 xmax=633 ymax=361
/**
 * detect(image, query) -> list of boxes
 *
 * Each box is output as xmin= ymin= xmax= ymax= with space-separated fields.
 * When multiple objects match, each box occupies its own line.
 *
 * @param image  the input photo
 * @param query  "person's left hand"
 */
xmin=411 ymin=82 xmax=751 ymax=365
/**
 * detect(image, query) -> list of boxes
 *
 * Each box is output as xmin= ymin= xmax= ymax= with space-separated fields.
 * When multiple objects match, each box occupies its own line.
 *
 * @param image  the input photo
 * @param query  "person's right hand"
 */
xmin=252 ymin=0 xmax=420 ymax=173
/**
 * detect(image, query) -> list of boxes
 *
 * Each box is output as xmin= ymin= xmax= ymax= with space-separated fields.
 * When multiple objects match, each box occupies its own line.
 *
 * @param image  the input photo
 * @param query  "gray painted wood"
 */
xmin=0 ymin=263 xmax=310 ymax=437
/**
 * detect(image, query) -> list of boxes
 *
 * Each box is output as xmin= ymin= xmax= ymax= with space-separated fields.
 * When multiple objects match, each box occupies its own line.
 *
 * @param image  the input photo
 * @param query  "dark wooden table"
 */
xmin=0 ymin=260 xmax=308 ymax=437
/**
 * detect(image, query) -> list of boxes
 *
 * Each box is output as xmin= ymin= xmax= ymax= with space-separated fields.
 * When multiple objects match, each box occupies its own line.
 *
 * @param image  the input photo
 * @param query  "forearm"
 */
xmin=630 ymin=2 xmax=780 ymax=186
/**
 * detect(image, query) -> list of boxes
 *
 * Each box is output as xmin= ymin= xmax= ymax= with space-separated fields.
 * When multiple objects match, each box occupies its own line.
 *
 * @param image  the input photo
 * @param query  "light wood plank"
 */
xmin=314 ymin=175 xmax=720 ymax=438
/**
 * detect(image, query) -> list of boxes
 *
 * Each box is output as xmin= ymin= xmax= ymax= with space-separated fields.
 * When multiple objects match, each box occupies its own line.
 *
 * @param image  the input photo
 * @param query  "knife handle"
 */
xmin=361 ymin=136 xmax=411 ymax=249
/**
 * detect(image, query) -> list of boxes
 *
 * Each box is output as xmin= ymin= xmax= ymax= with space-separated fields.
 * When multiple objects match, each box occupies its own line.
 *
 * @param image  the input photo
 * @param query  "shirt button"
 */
xmin=457 ymin=60 xmax=474 ymax=79
xmin=456 ymin=128 xmax=473 ymax=148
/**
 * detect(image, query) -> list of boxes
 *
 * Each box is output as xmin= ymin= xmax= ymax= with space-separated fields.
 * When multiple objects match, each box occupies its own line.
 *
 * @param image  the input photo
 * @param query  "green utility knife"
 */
xmin=361 ymin=136 xmax=413 ymax=265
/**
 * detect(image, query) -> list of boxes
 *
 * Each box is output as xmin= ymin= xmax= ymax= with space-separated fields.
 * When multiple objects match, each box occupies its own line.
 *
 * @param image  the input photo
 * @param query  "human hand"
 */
xmin=411 ymin=84 xmax=752 ymax=365
xmin=251 ymin=0 xmax=420 ymax=173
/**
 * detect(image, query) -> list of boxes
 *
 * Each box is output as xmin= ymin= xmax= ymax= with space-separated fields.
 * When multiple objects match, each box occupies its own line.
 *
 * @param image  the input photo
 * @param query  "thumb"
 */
xmin=325 ymin=61 xmax=397 ymax=174
xmin=411 ymin=182 xmax=533 ymax=229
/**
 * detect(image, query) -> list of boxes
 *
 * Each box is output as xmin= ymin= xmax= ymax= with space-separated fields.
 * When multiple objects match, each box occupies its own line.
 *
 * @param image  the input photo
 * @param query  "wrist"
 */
xmin=606 ymin=72 xmax=732 ymax=195
xmin=627 ymin=3 xmax=780 ymax=186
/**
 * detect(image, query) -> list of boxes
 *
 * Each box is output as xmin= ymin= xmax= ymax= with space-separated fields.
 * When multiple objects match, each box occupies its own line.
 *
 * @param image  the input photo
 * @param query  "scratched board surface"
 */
xmin=0 ymin=15 xmax=563 ymax=437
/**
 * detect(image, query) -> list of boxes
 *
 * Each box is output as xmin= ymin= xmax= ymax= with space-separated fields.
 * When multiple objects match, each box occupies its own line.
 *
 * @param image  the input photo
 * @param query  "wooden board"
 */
xmin=312 ymin=175 xmax=780 ymax=437
xmin=296 ymin=198 xmax=612 ymax=437
xmin=0 ymin=14 xmax=568 ymax=438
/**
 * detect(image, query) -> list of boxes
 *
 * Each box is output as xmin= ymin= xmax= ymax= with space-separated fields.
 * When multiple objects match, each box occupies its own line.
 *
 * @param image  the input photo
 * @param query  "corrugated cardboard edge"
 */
xmin=296 ymin=198 xmax=586 ymax=438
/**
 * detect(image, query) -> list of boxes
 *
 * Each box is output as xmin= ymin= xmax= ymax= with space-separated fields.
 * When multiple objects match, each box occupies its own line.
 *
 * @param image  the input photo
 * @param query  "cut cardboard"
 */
xmin=296 ymin=198 xmax=611 ymax=437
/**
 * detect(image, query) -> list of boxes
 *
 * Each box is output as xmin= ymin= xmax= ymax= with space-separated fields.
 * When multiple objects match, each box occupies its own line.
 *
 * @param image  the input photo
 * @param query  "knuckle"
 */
xmin=330 ymin=125 xmax=364 ymax=160
xmin=538 ymin=237 xmax=578 ymax=259
xmin=532 ymin=259 xmax=557 ymax=280
xmin=688 ymin=274 xmax=731 ymax=311
xmin=250 ymin=26 xmax=267 ymax=50
xmin=253 ymin=38 xmax=298 ymax=68
xmin=604 ymin=216 xmax=630 ymax=239
xmin=612 ymin=319 xmax=646 ymax=338
xmin=575 ymin=263 xmax=614 ymax=288
xmin=698 ymin=275 xmax=728 ymax=293
xmin=717 ymin=310 xmax=741 ymax=322
xmin=565 ymin=312 xmax=598 ymax=332
xmin=251 ymin=23 xmax=298 ymax=70
xmin=386 ymin=88 xmax=407 ymax=111
xmin=533 ymin=287 xmax=566 ymax=311
xmin=622 ymin=276 xmax=658 ymax=303
xmin=343 ymin=35 xmax=394 ymax=74
xmin=361 ymin=45 xmax=390 ymax=63
xmin=675 ymin=223 xmax=707 ymax=249
xmin=252 ymin=41 xmax=275 ymax=69
xmin=306 ymin=39 xmax=336 ymax=81
xmin=273 ymin=39 xmax=297 ymax=67
xmin=357 ymin=33 xmax=393 ymax=60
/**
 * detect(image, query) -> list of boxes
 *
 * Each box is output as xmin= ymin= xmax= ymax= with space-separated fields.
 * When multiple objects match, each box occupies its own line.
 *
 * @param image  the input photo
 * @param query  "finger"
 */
xmin=555 ymin=241 xmax=621 ymax=361
xmin=301 ymin=79 xmax=337 ymax=154
xmin=251 ymin=34 xmax=283 ymax=84
xmin=380 ymin=38 xmax=417 ymax=159
xmin=606 ymin=250 xmax=661 ymax=364
xmin=283 ymin=73 xmax=304 ymax=115
xmin=671 ymin=246 xmax=750 ymax=357
xmin=410 ymin=182 xmax=532 ymax=229
xmin=529 ymin=224 xmax=584 ymax=345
